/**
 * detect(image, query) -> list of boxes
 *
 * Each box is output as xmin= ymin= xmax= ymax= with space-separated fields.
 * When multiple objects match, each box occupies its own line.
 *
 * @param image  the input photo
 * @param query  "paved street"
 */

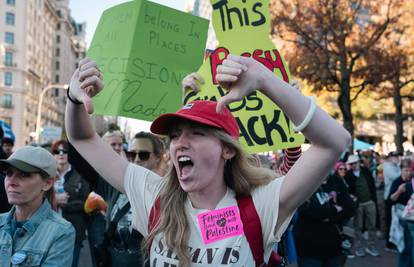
xmin=289 ymin=246 xmax=398 ymax=267
xmin=79 ymin=240 xmax=93 ymax=267
xmin=289 ymin=238 xmax=399 ymax=267
xmin=345 ymin=249 xmax=397 ymax=267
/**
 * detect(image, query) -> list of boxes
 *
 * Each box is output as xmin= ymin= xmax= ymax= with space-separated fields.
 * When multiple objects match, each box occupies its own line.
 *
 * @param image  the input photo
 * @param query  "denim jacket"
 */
xmin=0 ymin=199 xmax=75 ymax=266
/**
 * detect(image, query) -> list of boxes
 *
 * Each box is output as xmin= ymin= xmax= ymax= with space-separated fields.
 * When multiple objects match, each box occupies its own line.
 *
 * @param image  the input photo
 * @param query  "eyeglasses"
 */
xmin=338 ymin=168 xmax=346 ymax=171
xmin=129 ymin=151 xmax=152 ymax=161
xmin=53 ymin=149 xmax=68 ymax=155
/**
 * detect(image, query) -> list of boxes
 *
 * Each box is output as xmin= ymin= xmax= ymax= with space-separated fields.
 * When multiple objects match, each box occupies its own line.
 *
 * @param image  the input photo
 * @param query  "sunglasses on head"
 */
xmin=129 ymin=151 xmax=152 ymax=161
xmin=53 ymin=149 xmax=67 ymax=155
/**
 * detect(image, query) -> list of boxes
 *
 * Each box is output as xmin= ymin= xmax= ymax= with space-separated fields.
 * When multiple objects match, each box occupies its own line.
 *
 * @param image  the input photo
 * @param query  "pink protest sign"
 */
xmin=197 ymin=206 xmax=244 ymax=244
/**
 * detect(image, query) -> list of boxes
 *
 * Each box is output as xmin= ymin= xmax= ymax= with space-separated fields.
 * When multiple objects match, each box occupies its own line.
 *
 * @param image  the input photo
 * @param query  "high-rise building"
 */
xmin=53 ymin=0 xmax=86 ymax=107
xmin=0 ymin=0 xmax=86 ymax=146
xmin=185 ymin=0 xmax=217 ymax=50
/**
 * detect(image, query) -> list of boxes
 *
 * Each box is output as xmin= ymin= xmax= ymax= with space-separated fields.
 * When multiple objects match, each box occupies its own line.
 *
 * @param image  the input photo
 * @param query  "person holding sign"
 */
xmin=65 ymin=55 xmax=350 ymax=266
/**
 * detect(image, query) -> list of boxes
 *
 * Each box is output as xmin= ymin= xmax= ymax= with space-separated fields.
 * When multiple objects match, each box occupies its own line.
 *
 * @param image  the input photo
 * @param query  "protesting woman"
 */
xmin=52 ymin=140 xmax=90 ymax=267
xmin=0 ymin=146 xmax=75 ymax=266
xmin=293 ymin=173 xmax=355 ymax=267
xmin=388 ymin=159 xmax=414 ymax=267
xmin=65 ymin=55 xmax=350 ymax=266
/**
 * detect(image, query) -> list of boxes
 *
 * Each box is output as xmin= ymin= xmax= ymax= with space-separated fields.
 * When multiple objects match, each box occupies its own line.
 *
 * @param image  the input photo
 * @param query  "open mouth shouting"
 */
xmin=177 ymin=155 xmax=194 ymax=180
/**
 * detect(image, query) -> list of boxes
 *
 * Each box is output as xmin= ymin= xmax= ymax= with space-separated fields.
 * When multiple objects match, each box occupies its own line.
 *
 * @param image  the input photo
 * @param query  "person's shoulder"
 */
xmin=0 ymin=212 xmax=9 ymax=226
xmin=344 ymin=171 xmax=354 ymax=179
xmin=46 ymin=210 xmax=75 ymax=233
xmin=391 ymin=176 xmax=403 ymax=185
xmin=127 ymin=163 xmax=163 ymax=183
xmin=360 ymin=166 xmax=372 ymax=173
xmin=251 ymin=176 xmax=284 ymax=196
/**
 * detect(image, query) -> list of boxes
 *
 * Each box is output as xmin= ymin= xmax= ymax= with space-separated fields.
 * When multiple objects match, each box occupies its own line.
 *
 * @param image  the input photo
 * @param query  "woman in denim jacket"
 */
xmin=0 ymin=146 xmax=75 ymax=266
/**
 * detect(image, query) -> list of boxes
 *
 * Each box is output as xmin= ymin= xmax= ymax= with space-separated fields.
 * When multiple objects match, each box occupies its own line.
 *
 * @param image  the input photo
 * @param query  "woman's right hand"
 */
xmin=69 ymin=58 xmax=103 ymax=114
xmin=398 ymin=183 xmax=406 ymax=194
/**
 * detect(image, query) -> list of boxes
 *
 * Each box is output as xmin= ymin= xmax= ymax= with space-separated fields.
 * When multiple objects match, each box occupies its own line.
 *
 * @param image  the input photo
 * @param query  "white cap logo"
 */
xmin=182 ymin=103 xmax=194 ymax=110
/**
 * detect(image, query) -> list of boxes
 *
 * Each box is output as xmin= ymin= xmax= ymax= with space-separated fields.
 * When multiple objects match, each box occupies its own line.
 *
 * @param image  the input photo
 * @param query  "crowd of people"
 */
xmin=0 ymin=55 xmax=413 ymax=267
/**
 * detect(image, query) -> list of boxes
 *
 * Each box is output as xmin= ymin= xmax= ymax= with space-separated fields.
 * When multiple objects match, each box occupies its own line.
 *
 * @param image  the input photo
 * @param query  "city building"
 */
xmin=0 ymin=0 xmax=86 ymax=147
xmin=185 ymin=0 xmax=217 ymax=50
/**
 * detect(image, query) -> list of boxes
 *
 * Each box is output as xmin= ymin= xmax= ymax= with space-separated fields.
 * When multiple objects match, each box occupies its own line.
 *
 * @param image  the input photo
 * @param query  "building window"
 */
xmin=57 ymin=23 xmax=61 ymax=30
xmin=4 ymin=72 xmax=12 ymax=86
xmin=6 ymin=0 xmax=15 ymax=5
xmin=6 ymin=12 xmax=15 ymax=25
xmin=5 ymin=52 xmax=13 ymax=66
xmin=57 ymin=10 xmax=62 ymax=18
xmin=56 ymin=48 xmax=60 ymax=57
xmin=55 ymin=74 xmax=60 ymax=83
xmin=56 ymin=35 xmax=60 ymax=43
xmin=2 ymin=94 xmax=12 ymax=108
xmin=56 ymin=61 xmax=60 ymax=70
xmin=5 ymin=32 xmax=14 ymax=44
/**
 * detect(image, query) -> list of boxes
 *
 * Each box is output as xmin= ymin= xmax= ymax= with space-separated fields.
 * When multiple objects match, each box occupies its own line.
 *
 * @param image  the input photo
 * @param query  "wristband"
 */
xmin=294 ymin=96 xmax=317 ymax=132
xmin=66 ymin=87 xmax=83 ymax=105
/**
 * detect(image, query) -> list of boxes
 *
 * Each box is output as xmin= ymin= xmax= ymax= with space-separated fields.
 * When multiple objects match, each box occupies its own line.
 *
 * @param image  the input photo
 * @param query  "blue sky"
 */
xmin=69 ymin=0 xmax=186 ymax=46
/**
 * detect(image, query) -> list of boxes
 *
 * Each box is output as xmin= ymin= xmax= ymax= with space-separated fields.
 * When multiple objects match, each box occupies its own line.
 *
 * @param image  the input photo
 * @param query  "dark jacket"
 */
xmin=61 ymin=167 xmax=90 ymax=244
xmin=68 ymin=143 xmax=144 ymax=267
xmin=388 ymin=177 xmax=414 ymax=206
xmin=0 ymin=173 xmax=12 ymax=213
xmin=0 ymin=148 xmax=11 ymax=213
xmin=344 ymin=166 xmax=377 ymax=203
xmin=293 ymin=175 xmax=355 ymax=260
xmin=68 ymin=142 xmax=121 ymax=226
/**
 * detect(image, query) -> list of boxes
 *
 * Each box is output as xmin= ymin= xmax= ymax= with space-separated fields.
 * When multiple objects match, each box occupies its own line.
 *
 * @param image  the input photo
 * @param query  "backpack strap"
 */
xmin=236 ymin=194 xmax=265 ymax=266
xmin=148 ymin=194 xmax=281 ymax=267
xmin=148 ymin=196 xmax=161 ymax=234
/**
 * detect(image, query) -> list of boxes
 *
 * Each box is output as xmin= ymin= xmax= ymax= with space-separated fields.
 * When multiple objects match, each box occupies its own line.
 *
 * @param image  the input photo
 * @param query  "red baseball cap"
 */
xmin=150 ymin=100 xmax=240 ymax=139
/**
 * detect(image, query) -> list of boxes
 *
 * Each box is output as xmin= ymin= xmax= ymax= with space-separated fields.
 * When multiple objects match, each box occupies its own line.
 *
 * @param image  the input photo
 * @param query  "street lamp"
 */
xmin=35 ymin=83 xmax=69 ymax=143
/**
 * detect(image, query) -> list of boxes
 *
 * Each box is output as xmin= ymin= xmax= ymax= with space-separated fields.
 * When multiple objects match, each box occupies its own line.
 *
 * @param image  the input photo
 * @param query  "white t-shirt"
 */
xmin=124 ymin=163 xmax=294 ymax=266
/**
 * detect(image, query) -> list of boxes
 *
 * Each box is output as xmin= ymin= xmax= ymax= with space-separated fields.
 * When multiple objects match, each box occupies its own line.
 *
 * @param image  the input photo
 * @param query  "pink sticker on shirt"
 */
xmin=197 ymin=206 xmax=243 ymax=244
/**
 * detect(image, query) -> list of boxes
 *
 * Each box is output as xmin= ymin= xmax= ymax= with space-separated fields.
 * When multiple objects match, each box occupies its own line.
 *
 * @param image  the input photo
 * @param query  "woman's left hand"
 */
xmin=215 ymin=54 xmax=269 ymax=112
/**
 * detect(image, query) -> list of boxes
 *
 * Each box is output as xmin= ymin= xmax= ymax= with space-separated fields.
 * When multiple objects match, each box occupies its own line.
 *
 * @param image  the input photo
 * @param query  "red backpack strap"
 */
xmin=237 ymin=194 xmax=265 ymax=266
xmin=148 ymin=196 xmax=161 ymax=234
xmin=149 ymin=194 xmax=281 ymax=266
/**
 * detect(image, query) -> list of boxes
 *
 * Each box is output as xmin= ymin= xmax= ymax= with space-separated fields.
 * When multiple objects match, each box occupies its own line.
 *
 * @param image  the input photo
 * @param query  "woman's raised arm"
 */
xmin=216 ymin=55 xmax=351 ymax=225
xmin=65 ymin=58 xmax=128 ymax=193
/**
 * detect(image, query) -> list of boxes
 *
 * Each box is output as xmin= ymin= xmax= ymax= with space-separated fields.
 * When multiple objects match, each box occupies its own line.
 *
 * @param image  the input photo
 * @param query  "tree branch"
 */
xmin=351 ymin=82 xmax=369 ymax=102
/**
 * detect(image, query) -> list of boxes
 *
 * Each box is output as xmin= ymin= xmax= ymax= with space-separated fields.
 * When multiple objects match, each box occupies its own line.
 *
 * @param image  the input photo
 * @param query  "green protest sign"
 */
xmin=184 ymin=0 xmax=305 ymax=153
xmin=88 ymin=0 xmax=209 ymax=121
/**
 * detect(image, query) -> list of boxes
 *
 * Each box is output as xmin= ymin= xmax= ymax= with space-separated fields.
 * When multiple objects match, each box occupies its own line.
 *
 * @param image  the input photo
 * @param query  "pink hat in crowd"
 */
xmin=151 ymin=100 xmax=240 ymax=140
xmin=335 ymin=162 xmax=346 ymax=172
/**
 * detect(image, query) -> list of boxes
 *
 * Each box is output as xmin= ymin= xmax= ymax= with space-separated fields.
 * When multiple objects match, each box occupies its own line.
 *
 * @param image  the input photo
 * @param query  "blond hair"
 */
xmin=102 ymin=130 xmax=123 ymax=143
xmin=142 ymin=127 xmax=279 ymax=266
